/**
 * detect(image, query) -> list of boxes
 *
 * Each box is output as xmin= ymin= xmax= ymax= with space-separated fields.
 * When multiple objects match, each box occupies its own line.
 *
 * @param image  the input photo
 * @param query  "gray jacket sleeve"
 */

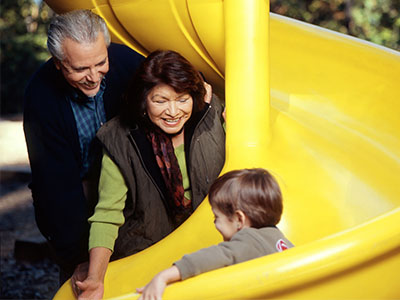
xmin=174 ymin=234 xmax=263 ymax=280
xmin=173 ymin=227 xmax=294 ymax=280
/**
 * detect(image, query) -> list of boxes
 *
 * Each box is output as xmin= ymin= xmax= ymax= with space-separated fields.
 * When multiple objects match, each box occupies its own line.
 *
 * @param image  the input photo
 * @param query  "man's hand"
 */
xmin=71 ymin=262 xmax=89 ymax=297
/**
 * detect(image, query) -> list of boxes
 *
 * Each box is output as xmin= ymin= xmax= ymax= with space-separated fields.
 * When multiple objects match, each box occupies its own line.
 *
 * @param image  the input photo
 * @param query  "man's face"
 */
xmin=55 ymin=33 xmax=109 ymax=97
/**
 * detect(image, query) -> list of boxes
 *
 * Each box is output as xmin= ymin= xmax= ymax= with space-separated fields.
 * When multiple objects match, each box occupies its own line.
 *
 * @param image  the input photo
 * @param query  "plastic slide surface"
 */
xmin=47 ymin=0 xmax=400 ymax=299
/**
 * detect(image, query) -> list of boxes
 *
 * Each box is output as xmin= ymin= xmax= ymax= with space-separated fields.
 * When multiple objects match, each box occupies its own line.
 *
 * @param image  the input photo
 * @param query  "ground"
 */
xmin=0 ymin=116 xmax=59 ymax=300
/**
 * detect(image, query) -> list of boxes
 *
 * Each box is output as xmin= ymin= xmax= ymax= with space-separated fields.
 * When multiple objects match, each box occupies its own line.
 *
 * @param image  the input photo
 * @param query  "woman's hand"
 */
xmin=203 ymin=81 xmax=212 ymax=104
xmin=137 ymin=266 xmax=181 ymax=300
xmin=73 ymin=247 xmax=112 ymax=299
xmin=76 ymin=276 xmax=104 ymax=300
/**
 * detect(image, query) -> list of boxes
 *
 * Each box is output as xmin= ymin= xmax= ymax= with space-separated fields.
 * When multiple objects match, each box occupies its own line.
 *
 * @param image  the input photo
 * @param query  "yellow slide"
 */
xmin=47 ymin=0 xmax=400 ymax=299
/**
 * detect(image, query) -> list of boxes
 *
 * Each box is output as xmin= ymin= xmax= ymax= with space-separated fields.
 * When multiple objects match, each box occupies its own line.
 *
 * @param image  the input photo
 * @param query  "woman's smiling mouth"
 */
xmin=163 ymin=118 xmax=181 ymax=124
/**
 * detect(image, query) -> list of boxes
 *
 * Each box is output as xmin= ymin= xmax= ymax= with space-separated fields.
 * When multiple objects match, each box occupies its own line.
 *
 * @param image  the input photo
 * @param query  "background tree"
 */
xmin=0 ymin=0 xmax=53 ymax=115
xmin=270 ymin=0 xmax=400 ymax=50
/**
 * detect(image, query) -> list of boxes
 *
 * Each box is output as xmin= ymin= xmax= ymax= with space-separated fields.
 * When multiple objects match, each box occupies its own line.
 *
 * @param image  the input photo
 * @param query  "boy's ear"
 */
xmin=235 ymin=210 xmax=250 ymax=230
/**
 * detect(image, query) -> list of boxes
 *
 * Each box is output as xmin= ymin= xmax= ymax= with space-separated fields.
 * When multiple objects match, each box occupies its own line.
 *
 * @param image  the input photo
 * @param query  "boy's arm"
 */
xmin=137 ymin=243 xmax=236 ymax=299
xmin=137 ymin=266 xmax=181 ymax=300
xmin=174 ymin=231 xmax=262 ymax=280
xmin=173 ymin=243 xmax=237 ymax=280
xmin=137 ymin=238 xmax=246 ymax=299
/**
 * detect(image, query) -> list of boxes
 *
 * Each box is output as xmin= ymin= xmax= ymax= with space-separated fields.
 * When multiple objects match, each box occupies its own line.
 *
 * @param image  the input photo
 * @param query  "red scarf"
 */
xmin=146 ymin=128 xmax=192 ymax=224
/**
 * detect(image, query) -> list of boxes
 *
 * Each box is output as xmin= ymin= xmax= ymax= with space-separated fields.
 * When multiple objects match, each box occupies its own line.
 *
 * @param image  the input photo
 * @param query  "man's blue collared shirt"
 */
xmin=69 ymin=79 xmax=107 ymax=178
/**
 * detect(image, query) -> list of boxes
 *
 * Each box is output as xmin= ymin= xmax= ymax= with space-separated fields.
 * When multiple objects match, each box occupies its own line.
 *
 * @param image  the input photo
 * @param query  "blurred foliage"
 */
xmin=270 ymin=0 xmax=400 ymax=51
xmin=0 ymin=0 xmax=53 ymax=115
xmin=0 ymin=1 xmax=399 ymax=116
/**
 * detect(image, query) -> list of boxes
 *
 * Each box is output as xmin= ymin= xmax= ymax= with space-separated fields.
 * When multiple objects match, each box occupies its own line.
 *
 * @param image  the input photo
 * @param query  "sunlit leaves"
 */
xmin=0 ymin=0 xmax=53 ymax=114
xmin=271 ymin=0 xmax=400 ymax=51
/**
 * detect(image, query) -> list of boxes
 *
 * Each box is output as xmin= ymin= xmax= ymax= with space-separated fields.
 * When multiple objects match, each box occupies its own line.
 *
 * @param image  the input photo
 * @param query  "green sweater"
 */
xmin=89 ymin=144 xmax=190 ymax=251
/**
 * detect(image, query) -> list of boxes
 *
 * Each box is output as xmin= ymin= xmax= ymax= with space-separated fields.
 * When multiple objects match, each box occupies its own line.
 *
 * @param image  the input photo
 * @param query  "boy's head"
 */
xmin=208 ymin=168 xmax=283 ymax=240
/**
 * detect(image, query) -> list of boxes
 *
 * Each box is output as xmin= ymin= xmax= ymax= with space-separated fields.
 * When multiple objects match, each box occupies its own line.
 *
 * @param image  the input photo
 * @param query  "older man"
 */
xmin=23 ymin=9 xmax=144 ymax=282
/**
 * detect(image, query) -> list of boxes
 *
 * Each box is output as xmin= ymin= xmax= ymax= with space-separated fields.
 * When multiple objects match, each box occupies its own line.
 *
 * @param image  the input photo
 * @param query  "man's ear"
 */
xmin=53 ymin=58 xmax=61 ymax=70
xmin=235 ymin=210 xmax=250 ymax=230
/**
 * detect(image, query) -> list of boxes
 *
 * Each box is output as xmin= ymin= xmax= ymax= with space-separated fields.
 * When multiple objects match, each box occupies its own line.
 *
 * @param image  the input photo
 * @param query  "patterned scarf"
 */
xmin=146 ymin=127 xmax=192 ymax=224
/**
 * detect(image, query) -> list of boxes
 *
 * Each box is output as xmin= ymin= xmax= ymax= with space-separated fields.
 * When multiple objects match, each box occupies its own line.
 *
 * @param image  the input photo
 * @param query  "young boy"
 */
xmin=137 ymin=168 xmax=293 ymax=299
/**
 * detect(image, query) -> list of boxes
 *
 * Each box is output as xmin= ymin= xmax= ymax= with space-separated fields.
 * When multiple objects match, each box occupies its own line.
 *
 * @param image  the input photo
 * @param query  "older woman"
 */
xmin=75 ymin=50 xmax=225 ymax=299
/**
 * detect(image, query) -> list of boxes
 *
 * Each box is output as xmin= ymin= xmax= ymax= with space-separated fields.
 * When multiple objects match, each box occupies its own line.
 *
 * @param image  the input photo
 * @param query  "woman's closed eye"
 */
xmin=153 ymin=99 xmax=167 ymax=104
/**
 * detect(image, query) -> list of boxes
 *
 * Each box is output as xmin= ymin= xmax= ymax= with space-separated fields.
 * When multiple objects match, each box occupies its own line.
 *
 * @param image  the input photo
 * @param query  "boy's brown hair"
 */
xmin=208 ymin=168 xmax=283 ymax=228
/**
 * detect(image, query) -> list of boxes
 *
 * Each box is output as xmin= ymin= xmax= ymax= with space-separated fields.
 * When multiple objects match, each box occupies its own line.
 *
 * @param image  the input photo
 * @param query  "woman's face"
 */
xmin=146 ymin=83 xmax=193 ymax=135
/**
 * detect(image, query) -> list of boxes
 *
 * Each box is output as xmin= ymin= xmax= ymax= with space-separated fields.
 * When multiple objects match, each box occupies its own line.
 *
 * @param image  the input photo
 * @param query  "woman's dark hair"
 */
xmin=121 ymin=50 xmax=206 ymax=128
xmin=208 ymin=168 xmax=283 ymax=228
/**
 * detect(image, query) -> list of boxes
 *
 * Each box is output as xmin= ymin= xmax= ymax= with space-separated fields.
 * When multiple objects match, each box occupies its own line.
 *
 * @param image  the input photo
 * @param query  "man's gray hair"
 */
xmin=47 ymin=9 xmax=111 ymax=60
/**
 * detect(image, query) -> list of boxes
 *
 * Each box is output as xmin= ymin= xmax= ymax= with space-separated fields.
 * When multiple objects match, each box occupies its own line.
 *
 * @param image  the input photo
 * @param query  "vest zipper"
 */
xmin=127 ymin=132 xmax=167 ymax=204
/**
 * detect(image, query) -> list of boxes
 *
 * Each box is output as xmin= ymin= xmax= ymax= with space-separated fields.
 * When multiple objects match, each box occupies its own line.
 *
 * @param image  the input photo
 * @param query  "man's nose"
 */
xmin=86 ymin=67 xmax=100 ymax=82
